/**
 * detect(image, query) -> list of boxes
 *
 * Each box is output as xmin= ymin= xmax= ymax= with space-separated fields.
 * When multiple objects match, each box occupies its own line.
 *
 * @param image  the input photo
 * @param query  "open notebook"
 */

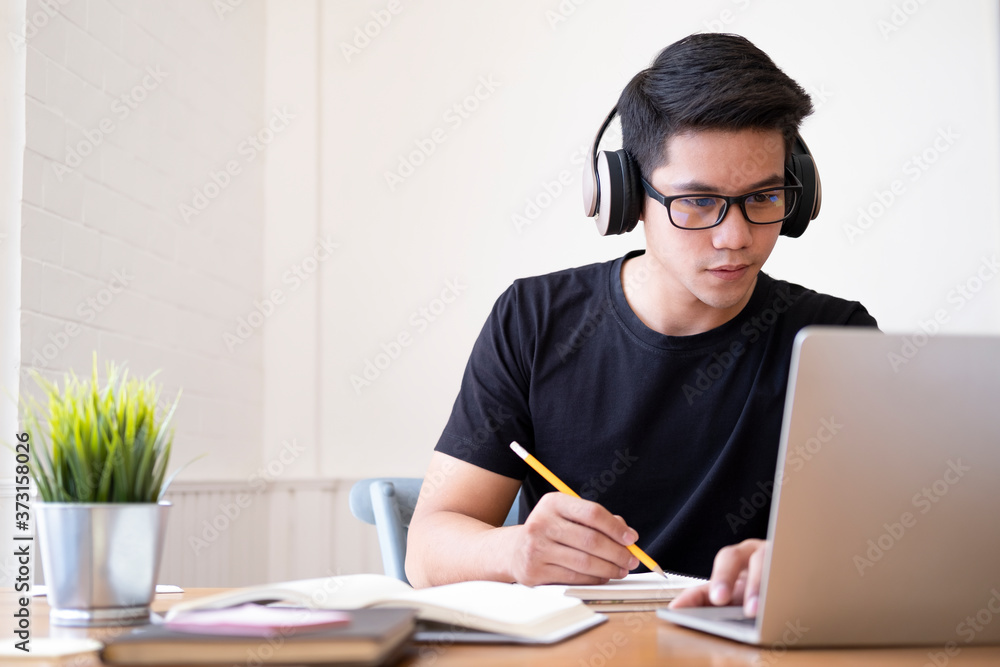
xmin=165 ymin=573 xmax=605 ymax=644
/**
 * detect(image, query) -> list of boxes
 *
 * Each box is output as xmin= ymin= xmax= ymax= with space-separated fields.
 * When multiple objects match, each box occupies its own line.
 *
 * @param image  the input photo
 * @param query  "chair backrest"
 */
xmin=349 ymin=477 xmax=520 ymax=584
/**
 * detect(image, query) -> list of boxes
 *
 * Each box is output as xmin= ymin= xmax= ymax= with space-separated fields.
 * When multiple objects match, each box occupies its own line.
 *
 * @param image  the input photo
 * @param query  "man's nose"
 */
xmin=712 ymin=204 xmax=753 ymax=249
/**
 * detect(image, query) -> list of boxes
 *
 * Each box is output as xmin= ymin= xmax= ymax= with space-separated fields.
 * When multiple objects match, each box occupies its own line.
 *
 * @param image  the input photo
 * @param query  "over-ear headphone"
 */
xmin=582 ymin=107 xmax=821 ymax=238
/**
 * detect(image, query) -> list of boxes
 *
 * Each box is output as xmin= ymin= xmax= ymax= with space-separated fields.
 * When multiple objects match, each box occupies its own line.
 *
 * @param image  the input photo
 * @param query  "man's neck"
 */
xmin=620 ymin=253 xmax=758 ymax=336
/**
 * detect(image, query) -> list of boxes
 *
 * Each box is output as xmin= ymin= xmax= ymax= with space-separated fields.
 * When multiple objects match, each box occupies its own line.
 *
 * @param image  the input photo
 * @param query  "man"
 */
xmin=405 ymin=33 xmax=877 ymax=612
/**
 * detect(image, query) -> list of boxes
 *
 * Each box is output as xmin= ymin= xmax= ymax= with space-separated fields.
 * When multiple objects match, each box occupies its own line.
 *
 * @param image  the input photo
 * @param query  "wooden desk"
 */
xmin=6 ymin=588 xmax=1000 ymax=666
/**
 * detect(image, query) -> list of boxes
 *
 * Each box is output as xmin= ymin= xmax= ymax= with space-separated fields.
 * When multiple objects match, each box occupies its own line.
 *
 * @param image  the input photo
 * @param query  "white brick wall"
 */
xmin=20 ymin=0 xmax=267 ymax=482
xmin=6 ymin=1 xmax=389 ymax=587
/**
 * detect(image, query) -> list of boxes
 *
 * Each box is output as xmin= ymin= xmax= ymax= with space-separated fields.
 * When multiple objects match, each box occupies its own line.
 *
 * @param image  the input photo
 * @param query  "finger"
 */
xmin=668 ymin=583 xmax=712 ymax=608
xmin=707 ymin=539 xmax=764 ymax=606
xmin=743 ymin=544 xmax=767 ymax=617
xmin=518 ymin=562 xmax=613 ymax=587
xmin=547 ymin=493 xmax=640 ymax=548
xmin=671 ymin=571 xmax=745 ymax=610
xmin=541 ymin=541 xmax=632 ymax=581
xmin=537 ymin=518 xmax=638 ymax=575
xmin=730 ymin=570 xmax=748 ymax=604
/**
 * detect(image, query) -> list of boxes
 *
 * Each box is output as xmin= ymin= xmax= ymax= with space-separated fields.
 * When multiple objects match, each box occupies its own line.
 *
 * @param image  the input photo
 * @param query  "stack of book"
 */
xmin=101 ymin=573 xmax=608 ymax=665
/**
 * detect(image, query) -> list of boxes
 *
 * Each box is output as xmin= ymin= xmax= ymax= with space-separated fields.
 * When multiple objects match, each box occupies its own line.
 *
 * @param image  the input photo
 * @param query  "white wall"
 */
xmin=0 ymin=0 xmax=27 ymax=591
xmin=17 ymin=0 xmax=267 ymax=481
xmin=303 ymin=0 xmax=1000 ymax=480
xmin=262 ymin=0 xmax=324 ymax=478
xmin=0 ymin=0 xmax=390 ymax=587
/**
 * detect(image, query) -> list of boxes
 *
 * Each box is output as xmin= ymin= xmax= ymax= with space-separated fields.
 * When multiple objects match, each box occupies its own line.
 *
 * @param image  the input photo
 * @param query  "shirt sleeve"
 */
xmin=845 ymin=304 xmax=879 ymax=329
xmin=434 ymin=284 xmax=533 ymax=480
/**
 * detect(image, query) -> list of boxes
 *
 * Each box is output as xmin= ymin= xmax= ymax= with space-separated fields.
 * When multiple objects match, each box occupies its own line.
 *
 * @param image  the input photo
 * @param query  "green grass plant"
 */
xmin=21 ymin=356 xmax=186 ymax=503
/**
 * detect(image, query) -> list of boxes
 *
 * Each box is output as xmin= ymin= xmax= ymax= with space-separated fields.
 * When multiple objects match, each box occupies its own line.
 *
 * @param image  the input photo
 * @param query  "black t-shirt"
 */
xmin=435 ymin=250 xmax=878 ymax=577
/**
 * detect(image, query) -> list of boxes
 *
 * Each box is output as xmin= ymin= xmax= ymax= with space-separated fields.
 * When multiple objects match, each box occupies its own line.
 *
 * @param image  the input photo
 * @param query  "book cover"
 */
xmin=101 ymin=608 xmax=416 ymax=666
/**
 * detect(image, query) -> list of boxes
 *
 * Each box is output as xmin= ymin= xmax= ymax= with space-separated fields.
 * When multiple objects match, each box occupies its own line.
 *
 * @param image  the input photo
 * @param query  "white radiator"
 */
xmin=0 ymin=478 xmax=384 ymax=589
xmin=160 ymin=478 xmax=382 ymax=587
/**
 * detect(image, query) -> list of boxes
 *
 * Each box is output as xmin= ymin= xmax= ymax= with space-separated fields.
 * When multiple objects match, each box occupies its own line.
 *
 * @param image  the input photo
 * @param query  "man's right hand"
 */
xmin=406 ymin=453 xmax=642 ymax=588
xmin=668 ymin=538 xmax=767 ymax=617
xmin=507 ymin=492 xmax=641 ymax=586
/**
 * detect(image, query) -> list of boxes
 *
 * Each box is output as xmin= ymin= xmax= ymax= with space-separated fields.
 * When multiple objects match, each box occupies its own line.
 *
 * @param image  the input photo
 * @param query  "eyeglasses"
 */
xmin=640 ymin=168 xmax=803 ymax=230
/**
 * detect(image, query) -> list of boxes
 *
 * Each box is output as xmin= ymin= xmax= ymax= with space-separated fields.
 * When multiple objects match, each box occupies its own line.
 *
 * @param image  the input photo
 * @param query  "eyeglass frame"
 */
xmin=639 ymin=167 xmax=804 ymax=230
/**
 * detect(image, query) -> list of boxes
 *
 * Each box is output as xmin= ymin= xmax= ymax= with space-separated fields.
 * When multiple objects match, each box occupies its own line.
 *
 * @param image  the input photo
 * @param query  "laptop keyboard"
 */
xmin=730 ymin=617 xmax=756 ymax=627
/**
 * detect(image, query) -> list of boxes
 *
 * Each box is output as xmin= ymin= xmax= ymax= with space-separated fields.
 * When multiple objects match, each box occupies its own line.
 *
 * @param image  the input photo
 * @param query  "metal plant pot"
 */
xmin=36 ymin=501 xmax=170 ymax=627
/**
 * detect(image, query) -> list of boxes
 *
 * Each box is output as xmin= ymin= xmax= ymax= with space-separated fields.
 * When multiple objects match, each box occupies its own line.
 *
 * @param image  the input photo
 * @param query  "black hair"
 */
xmin=618 ymin=33 xmax=813 ymax=178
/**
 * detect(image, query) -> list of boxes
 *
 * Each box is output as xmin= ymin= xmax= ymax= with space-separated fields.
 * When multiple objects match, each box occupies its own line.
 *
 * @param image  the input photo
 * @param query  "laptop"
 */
xmin=657 ymin=327 xmax=1000 ymax=647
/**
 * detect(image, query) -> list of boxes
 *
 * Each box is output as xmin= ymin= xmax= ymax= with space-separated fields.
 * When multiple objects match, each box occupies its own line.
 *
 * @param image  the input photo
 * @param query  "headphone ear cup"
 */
xmin=595 ymin=150 xmax=623 ymax=236
xmin=620 ymin=149 xmax=644 ymax=234
xmin=781 ymin=136 xmax=821 ymax=238
xmin=595 ymin=149 xmax=643 ymax=236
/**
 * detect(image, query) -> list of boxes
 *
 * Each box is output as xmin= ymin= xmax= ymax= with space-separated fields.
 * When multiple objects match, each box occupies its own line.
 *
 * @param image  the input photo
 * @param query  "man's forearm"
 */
xmin=405 ymin=511 xmax=518 ymax=587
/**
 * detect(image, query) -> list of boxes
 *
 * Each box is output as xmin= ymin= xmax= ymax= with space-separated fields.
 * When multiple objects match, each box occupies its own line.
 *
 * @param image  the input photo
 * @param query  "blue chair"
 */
xmin=349 ymin=477 xmax=520 ymax=584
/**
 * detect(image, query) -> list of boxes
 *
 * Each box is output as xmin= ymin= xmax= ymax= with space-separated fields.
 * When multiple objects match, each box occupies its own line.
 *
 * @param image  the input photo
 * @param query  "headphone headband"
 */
xmin=582 ymin=107 xmax=619 ymax=218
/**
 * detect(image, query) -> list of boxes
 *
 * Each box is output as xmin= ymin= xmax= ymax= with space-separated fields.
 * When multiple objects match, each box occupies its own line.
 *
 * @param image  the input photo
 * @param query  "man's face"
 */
xmin=641 ymin=128 xmax=786 ymax=313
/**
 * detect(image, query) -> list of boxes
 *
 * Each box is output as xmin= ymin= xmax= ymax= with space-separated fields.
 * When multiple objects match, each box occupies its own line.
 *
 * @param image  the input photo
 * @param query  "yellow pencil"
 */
xmin=509 ymin=441 xmax=669 ymax=580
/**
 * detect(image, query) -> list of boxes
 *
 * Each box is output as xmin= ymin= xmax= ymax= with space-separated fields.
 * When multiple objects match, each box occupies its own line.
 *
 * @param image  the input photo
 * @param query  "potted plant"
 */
xmin=21 ymin=356 xmax=188 ymax=627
